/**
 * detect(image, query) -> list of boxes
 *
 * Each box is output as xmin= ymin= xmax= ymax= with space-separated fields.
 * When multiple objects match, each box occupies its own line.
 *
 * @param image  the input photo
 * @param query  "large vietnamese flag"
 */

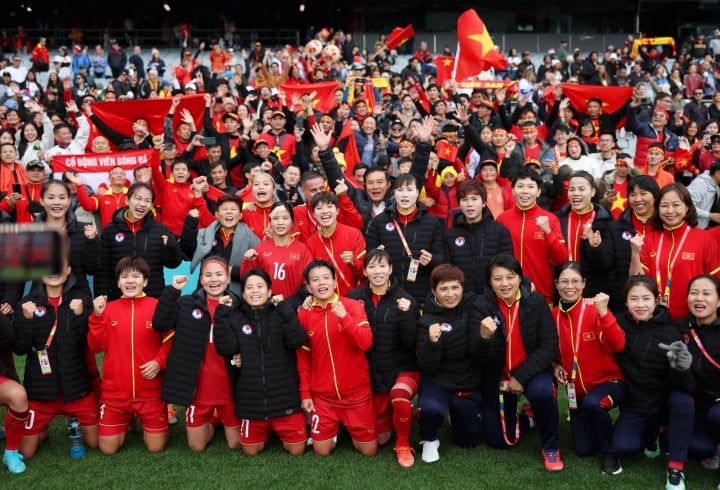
xmin=278 ymin=81 xmax=341 ymax=114
xmin=385 ymin=25 xmax=415 ymax=51
xmin=89 ymin=94 xmax=206 ymax=137
xmin=561 ymin=84 xmax=633 ymax=125
xmin=454 ymin=9 xmax=508 ymax=80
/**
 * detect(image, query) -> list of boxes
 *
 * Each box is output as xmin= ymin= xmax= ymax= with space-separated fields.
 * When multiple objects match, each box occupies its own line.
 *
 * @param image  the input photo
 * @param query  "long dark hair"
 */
xmin=650 ymin=183 xmax=698 ymax=229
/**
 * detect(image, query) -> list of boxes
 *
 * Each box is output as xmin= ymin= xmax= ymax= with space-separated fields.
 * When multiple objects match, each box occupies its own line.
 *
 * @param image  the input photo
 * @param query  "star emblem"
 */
xmin=610 ymin=192 xmax=628 ymax=212
xmin=442 ymin=58 xmax=453 ymax=67
xmin=467 ymin=26 xmax=494 ymax=56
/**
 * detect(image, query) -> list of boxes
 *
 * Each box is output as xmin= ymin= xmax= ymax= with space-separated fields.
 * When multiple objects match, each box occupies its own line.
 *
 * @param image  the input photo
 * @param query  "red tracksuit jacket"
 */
xmin=88 ymin=295 xmax=173 ymax=400
xmin=297 ymin=296 xmax=372 ymax=402
xmin=553 ymin=301 xmax=625 ymax=397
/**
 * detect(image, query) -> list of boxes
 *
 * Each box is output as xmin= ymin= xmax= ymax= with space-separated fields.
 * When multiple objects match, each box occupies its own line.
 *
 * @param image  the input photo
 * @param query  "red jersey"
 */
xmin=256 ymin=131 xmax=297 ymax=167
xmin=292 ymin=195 xmax=364 ymax=242
xmin=87 ymin=295 xmax=173 ymax=400
xmin=151 ymin=162 xmax=210 ymax=235
xmin=240 ymin=237 xmax=314 ymax=299
xmin=498 ymin=296 xmax=528 ymax=380
xmin=76 ymin=185 xmax=127 ymax=228
xmin=496 ymin=204 xmax=568 ymax=303
xmin=564 ymin=206 xmax=596 ymax=262
xmin=640 ymin=223 xmax=720 ymax=319
xmin=305 ymin=223 xmax=366 ymax=296
xmin=553 ymin=301 xmax=625 ymax=397
xmin=193 ymin=298 xmax=232 ymax=405
xmin=296 ymin=295 xmax=372 ymax=401
xmin=242 ymin=202 xmax=274 ymax=240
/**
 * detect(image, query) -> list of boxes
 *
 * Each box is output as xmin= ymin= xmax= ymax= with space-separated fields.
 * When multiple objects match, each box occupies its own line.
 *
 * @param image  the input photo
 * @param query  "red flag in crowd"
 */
xmin=435 ymin=139 xmax=458 ymax=163
xmin=435 ymin=55 xmax=455 ymax=84
xmin=385 ymin=25 xmax=415 ymax=51
xmin=89 ymin=95 xmax=206 ymax=137
xmin=453 ymin=9 xmax=508 ymax=80
xmin=335 ymin=122 xmax=362 ymax=188
xmin=561 ymin=84 xmax=634 ymax=125
xmin=278 ymin=81 xmax=341 ymax=114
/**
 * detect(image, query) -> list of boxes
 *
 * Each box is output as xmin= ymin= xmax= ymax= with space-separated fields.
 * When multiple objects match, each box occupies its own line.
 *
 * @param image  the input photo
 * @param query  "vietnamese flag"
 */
xmin=385 ymin=25 xmax=415 ymax=51
xmin=89 ymin=94 xmax=206 ymax=138
xmin=278 ymin=81 xmax=340 ymax=114
xmin=435 ymin=139 xmax=458 ymax=163
xmin=454 ymin=9 xmax=507 ymax=80
xmin=435 ymin=55 xmax=455 ymax=84
xmin=561 ymin=84 xmax=633 ymax=126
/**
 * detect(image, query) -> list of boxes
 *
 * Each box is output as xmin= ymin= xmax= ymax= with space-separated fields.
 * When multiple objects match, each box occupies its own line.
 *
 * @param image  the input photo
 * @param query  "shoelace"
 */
xmin=544 ymin=450 xmax=559 ymax=462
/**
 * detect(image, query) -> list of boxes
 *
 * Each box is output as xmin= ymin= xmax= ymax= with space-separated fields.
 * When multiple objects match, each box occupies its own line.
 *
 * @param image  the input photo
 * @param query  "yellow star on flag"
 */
xmin=610 ymin=192 xmax=628 ymax=212
xmin=467 ymin=27 xmax=493 ymax=56
xmin=442 ymin=58 xmax=453 ymax=67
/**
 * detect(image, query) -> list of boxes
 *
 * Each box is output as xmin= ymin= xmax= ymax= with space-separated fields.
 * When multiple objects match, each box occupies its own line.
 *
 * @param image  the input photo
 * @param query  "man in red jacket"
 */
xmin=297 ymin=260 xmax=376 ymax=457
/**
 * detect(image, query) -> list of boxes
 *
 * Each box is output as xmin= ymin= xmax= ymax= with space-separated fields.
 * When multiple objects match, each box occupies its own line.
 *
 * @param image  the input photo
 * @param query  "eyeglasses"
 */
xmin=599 ymin=138 xmax=614 ymax=143
xmin=391 ymin=127 xmax=404 ymax=131
xmin=695 ymin=91 xmax=704 ymax=95
xmin=557 ymin=278 xmax=583 ymax=286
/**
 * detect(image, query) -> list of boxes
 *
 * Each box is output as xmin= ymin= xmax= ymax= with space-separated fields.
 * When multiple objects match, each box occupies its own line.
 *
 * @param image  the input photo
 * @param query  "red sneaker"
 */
xmin=542 ymin=449 xmax=564 ymax=472
xmin=395 ymin=446 xmax=415 ymax=467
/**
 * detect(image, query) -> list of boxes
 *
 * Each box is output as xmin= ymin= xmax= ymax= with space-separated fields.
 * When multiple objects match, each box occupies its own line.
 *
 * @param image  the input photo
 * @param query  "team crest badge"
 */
xmin=621 ymin=231 xmax=632 ymax=241
xmin=34 ymin=306 xmax=46 ymax=317
xmin=242 ymin=324 xmax=253 ymax=335
xmin=385 ymin=222 xmax=395 ymax=231
xmin=192 ymin=309 xmax=203 ymax=319
xmin=454 ymin=237 xmax=465 ymax=247
xmin=440 ymin=323 xmax=453 ymax=332
xmin=115 ymin=233 xmax=125 ymax=242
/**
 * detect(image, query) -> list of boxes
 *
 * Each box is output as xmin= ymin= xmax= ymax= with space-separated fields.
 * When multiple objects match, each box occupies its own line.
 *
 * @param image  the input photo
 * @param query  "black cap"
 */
xmin=26 ymin=160 xmax=44 ymax=170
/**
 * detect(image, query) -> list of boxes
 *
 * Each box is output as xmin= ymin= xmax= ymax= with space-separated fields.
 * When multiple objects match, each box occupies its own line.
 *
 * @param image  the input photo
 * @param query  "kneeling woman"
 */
xmin=476 ymin=255 xmax=562 ymax=472
xmin=416 ymin=264 xmax=484 ymax=463
xmin=88 ymin=257 xmax=173 ymax=454
xmin=612 ymin=276 xmax=693 ymax=489
xmin=11 ymin=264 xmax=97 ymax=461
xmin=214 ymin=268 xmax=308 ymax=456
xmin=347 ymin=249 xmax=420 ymax=467
xmin=552 ymin=262 xmax=626 ymax=475
xmin=152 ymin=256 xmax=243 ymax=452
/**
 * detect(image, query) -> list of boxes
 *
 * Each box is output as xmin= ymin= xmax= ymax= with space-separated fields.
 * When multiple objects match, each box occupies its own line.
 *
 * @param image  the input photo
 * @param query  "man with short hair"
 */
xmin=688 ymin=159 xmax=720 ymax=229
xmin=626 ymin=94 xmax=679 ymax=173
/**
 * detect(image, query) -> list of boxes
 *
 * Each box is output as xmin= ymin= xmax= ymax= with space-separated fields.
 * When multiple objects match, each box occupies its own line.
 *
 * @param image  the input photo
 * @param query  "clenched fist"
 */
xmin=93 ymin=295 xmax=108 ymax=316
xmin=480 ymin=316 xmax=498 ymax=340
xmin=171 ymin=275 xmax=189 ymax=291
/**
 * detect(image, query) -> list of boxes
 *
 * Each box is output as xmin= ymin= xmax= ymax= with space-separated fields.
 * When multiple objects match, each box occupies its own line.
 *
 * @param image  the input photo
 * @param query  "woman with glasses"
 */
xmin=552 ymin=261 xmax=626 ymax=475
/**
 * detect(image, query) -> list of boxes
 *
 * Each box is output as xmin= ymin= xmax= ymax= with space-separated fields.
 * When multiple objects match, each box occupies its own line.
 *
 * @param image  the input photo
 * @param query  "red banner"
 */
xmin=385 ymin=25 xmax=415 ymax=51
xmin=278 ymin=81 xmax=340 ymax=114
xmin=89 ymin=95 xmax=206 ymax=138
xmin=560 ymin=84 xmax=633 ymax=117
xmin=52 ymin=149 xmax=160 ymax=191
xmin=456 ymin=80 xmax=517 ymax=89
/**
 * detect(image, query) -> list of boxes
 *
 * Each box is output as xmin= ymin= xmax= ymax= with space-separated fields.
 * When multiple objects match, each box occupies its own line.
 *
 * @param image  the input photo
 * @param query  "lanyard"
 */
xmin=498 ymin=383 xmax=520 ymax=446
xmin=392 ymin=219 xmax=414 ymax=258
xmin=317 ymin=231 xmax=352 ymax=289
xmin=504 ymin=300 xmax=521 ymax=372
xmin=654 ymin=226 xmax=691 ymax=304
xmin=567 ymin=209 xmax=595 ymax=262
xmin=555 ymin=301 xmax=586 ymax=382
xmin=690 ymin=327 xmax=720 ymax=370
xmin=43 ymin=295 xmax=61 ymax=350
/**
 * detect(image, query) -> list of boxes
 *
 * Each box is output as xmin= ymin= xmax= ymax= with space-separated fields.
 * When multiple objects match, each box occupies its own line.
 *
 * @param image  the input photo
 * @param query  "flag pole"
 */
xmin=451 ymin=42 xmax=460 ymax=82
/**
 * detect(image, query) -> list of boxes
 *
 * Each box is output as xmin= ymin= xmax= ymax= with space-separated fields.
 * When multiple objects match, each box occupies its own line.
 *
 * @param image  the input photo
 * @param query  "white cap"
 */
xmin=185 ymin=82 xmax=197 ymax=91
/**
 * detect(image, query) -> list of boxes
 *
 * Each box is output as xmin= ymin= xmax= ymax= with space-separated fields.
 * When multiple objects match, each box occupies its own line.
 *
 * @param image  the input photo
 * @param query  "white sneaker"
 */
xmin=703 ymin=444 xmax=720 ymax=470
xmin=421 ymin=439 xmax=440 ymax=463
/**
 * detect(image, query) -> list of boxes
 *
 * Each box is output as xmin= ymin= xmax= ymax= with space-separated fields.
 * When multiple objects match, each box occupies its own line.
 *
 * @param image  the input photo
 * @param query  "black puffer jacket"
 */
xmin=475 ymin=286 xmax=558 ymax=397
xmin=95 ymin=208 xmax=182 ymax=300
xmin=40 ymin=211 xmax=99 ymax=294
xmin=13 ymin=276 xmax=93 ymax=402
xmin=677 ymin=316 xmax=720 ymax=411
xmin=0 ymin=280 xmax=23 ymax=380
xmin=417 ymin=292 xmax=484 ymax=392
xmin=615 ymin=307 xmax=692 ymax=417
xmin=348 ymin=281 xmax=419 ymax=393
xmin=555 ymin=203 xmax=614 ymax=298
xmin=365 ymin=204 xmax=445 ymax=305
xmin=444 ymin=211 xmax=514 ymax=295
xmin=602 ymin=208 xmax=649 ymax=313
xmin=214 ymin=299 xmax=307 ymax=420
xmin=153 ymin=286 xmax=240 ymax=407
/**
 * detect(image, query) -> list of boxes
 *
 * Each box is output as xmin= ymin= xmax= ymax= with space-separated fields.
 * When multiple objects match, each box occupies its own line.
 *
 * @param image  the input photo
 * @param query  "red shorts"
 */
xmin=99 ymin=398 xmax=167 ymax=437
xmin=310 ymin=393 xmax=376 ymax=443
xmin=0 ymin=375 xmax=12 ymax=388
xmin=239 ymin=412 xmax=306 ymax=445
xmin=185 ymin=403 xmax=241 ymax=429
xmin=24 ymin=394 xmax=99 ymax=435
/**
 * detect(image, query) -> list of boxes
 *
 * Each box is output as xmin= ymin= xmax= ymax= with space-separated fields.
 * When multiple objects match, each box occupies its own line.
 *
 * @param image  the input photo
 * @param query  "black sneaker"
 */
xmin=602 ymin=451 xmax=623 ymax=475
xmin=665 ymin=468 xmax=685 ymax=490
